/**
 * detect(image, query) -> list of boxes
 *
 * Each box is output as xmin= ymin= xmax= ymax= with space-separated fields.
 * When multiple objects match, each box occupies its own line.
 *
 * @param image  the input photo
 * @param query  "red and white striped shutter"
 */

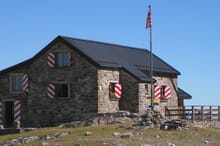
xmin=67 ymin=52 xmax=72 ymax=66
xmin=14 ymin=100 xmax=21 ymax=122
xmin=164 ymin=86 xmax=171 ymax=99
xmin=0 ymin=98 xmax=3 ymax=126
xmin=154 ymin=85 xmax=161 ymax=99
xmin=114 ymin=83 xmax=122 ymax=99
xmin=48 ymin=84 xmax=55 ymax=99
xmin=23 ymin=74 xmax=29 ymax=92
xmin=48 ymin=52 xmax=55 ymax=67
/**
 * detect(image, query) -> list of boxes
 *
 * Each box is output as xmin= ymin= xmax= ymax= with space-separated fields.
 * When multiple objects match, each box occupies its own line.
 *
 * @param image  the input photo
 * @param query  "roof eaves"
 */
xmin=122 ymin=67 xmax=151 ymax=83
xmin=0 ymin=58 xmax=31 ymax=75
xmin=134 ymin=65 xmax=181 ymax=75
xmin=123 ymin=63 xmax=154 ymax=83
xmin=151 ymin=53 xmax=181 ymax=75
xmin=178 ymin=88 xmax=192 ymax=99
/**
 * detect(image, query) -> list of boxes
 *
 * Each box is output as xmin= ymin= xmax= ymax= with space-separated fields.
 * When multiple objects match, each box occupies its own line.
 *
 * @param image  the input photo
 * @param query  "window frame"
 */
xmin=109 ymin=81 xmax=121 ymax=101
xmin=53 ymin=82 xmax=70 ymax=98
xmin=160 ymin=85 xmax=169 ymax=101
xmin=145 ymin=84 xmax=150 ymax=96
xmin=10 ymin=73 xmax=23 ymax=93
xmin=55 ymin=52 xmax=70 ymax=68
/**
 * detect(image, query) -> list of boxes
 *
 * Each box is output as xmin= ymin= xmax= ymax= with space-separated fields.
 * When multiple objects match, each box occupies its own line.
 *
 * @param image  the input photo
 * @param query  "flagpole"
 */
xmin=148 ymin=5 xmax=154 ymax=110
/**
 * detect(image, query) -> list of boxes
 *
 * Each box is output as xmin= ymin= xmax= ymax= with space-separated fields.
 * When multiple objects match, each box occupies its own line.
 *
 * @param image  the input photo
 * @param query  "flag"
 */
xmin=146 ymin=9 xmax=152 ymax=29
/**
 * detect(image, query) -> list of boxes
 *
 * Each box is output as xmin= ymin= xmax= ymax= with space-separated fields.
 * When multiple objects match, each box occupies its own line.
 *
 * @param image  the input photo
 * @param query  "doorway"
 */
xmin=4 ymin=101 xmax=14 ymax=128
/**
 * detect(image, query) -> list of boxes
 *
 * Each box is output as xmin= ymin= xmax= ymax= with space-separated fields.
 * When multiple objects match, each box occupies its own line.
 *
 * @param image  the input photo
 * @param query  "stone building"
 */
xmin=0 ymin=36 xmax=191 ymax=127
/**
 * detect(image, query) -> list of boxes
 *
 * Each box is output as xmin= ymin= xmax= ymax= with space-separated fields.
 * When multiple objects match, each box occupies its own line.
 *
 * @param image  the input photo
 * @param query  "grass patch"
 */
xmin=0 ymin=122 xmax=220 ymax=146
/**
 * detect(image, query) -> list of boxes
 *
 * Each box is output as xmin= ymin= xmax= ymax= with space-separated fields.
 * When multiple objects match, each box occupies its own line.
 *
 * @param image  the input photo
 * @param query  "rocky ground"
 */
xmin=1 ymin=110 xmax=220 ymax=146
xmin=192 ymin=120 xmax=220 ymax=129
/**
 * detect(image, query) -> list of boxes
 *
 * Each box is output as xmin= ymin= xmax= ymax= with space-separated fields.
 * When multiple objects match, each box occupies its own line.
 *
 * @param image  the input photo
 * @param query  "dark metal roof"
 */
xmin=61 ymin=36 xmax=180 ymax=82
xmin=178 ymin=88 xmax=192 ymax=99
xmin=0 ymin=35 xmax=181 ymax=83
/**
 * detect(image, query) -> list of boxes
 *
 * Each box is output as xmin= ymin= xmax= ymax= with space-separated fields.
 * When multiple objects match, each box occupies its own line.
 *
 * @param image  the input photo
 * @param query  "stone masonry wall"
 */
xmin=0 ymin=65 xmax=30 ymax=127
xmin=119 ymin=70 xmax=139 ymax=113
xmin=127 ymin=75 xmax=179 ymax=116
xmin=153 ymin=76 xmax=178 ymax=117
xmin=97 ymin=69 xmax=119 ymax=113
xmin=138 ymin=83 xmax=149 ymax=114
xmin=28 ymin=42 xmax=99 ymax=127
xmin=0 ymin=41 xmax=99 ymax=127
xmin=0 ymin=40 xmax=180 ymax=127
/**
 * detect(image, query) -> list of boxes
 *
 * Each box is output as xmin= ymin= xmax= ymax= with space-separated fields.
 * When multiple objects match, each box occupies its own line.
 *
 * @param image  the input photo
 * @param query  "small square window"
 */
xmin=109 ymin=82 xmax=122 ymax=101
xmin=55 ymin=84 xmax=69 ymax=97
xmin=160 ymin=85 xmax=171 ymax=100
xmin=56 ymin=52 xmax=69 ymax=67
xmin=145 ymin=84 xmax=149 ymax=96
xmin=11 ymin=74 xmax=23 ymax=92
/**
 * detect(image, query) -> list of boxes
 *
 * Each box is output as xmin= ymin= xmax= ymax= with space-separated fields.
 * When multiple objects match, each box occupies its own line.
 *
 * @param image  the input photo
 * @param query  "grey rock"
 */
xmin=54 ymin=144 xmax=65 ymax=146
xmin=120 ymin=132 xmax=133 ymax=138
xmin=202 ymin=140 xmax=211 ymax=144
xmin=136 ymin=132 xmax=144 ymax=135
xmin=43 ymin=134 xmax=56 ymax=140
xmin=146 ymin=120 xmax=153 ymax=125
xmin=112 ymin=142 xmax=124 ymax=146
xmin=56 ymin=131 xmax=70 ymax=137
xmin=85 ymin=131 xmax=92 ymax=136
xmin=22 ymin=136 xmax=39 ymax=144
xmin=75 ymin=143 xmax=86 ymax=146
xmin=140 ymin=144 xmax=154 ymax=146
xmin=3 ymin=131 xmax=70 ymax=146
xmin=42 ymin=142 xmax=50 ymax=146
xmin=112 ymin=132 xmax=121 ymax=136
xmin=176 ymin=126 xmax=183 ymax=131
xmin=168 ymin=143 xmax=176 ymax=146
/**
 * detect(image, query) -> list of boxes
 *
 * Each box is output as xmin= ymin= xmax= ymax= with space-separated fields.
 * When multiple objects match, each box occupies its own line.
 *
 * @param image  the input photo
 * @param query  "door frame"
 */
xmin=3 ymin=99 xmax=15 ymax=128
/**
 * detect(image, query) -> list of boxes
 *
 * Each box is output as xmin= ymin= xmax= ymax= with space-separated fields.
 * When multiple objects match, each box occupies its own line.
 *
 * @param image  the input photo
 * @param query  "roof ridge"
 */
xmin=60 ymin=35 xmax=150 ymax=53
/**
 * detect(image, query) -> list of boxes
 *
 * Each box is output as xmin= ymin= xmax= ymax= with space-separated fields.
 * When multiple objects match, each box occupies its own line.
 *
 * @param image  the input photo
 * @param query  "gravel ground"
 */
xmin=192 ymin=120 xmax=220 ymax=128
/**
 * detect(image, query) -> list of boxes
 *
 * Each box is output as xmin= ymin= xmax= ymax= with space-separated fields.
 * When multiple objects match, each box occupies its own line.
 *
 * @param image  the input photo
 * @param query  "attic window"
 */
xmin=48 ymin=52 xmax=71 ymax=68
xmin=11 ymin=74 xmax=23 ymax=92
xmin=56 ymin=52 xmax=69 ymax=67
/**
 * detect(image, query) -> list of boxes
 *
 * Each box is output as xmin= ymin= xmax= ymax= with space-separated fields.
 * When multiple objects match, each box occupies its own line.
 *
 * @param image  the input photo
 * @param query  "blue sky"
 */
xmin=0 ymin=0 xmax=219 ymax=105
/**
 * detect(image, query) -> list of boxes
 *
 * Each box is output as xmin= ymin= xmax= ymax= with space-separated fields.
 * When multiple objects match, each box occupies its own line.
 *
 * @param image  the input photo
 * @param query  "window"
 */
xmin=56 ymin=52 xmax=69 ymax=67
xmin=145 ymin=84 xmax=149 ymax=96
xmin=48 ymin=52 xmax=72 ymax=68
xmin=154 ymin=85 xmax=171 ymax=102
xmin=11 ymin=74 xmax=23 ymax=92
xmin=109 ymin=83 xmax=115 ymax=100
xmin=55 ymin=84 xmax=68 ymax=97
xmin=161 ymin=85 xmax=166 ymax=97
xmin=48 ymin=83 xmax=69 ymax=99
xmin=160 ymin=85 xmax=171 ymax=100
xmin=109 ymin=82 xmax=122 ymax=101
